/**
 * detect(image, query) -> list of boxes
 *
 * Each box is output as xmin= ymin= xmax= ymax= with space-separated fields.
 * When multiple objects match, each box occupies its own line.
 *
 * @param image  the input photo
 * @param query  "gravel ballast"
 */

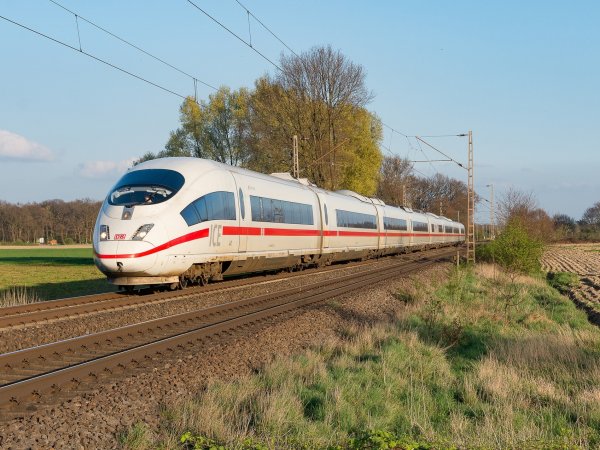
xmin=0 ymin=262 xmax=451 ymax=449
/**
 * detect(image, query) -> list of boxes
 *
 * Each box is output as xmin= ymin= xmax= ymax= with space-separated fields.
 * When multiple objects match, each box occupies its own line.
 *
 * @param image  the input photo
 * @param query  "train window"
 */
xmin=249 ymin=195 xmax=314 ymax=225
xmin=239 ymin=188 xmax=245 ymax=220
xmin=291 ymin=202 xmax=301 ymax=224
xmin=109 ymin=169 xmax=185 ymax=206
xmin=412 ymin=221 xmax=429 ymax=232
xmin=193 ymin=197 xmax=208 ymax=222
xmin=324 ymin=204 xmax=328 ymax=225
xmin=205 ymin=192 xmax=236 ymax=221
xmin=180 ymin=204 xmax=200 ymax=226
xmin=383 ymin=217 xmax=407 ymax=231
xmin=180 ymin=191 xmax=235 ymax=226
xmin=272 ymin=199 xmax=284 ymax=223
xmin=438 ymin=224 xmax=443 ymax=233
xmin=336 ymin=209 xmax=377 ymax=229
xmin=250 ymin=196 xmax=261 ymax=221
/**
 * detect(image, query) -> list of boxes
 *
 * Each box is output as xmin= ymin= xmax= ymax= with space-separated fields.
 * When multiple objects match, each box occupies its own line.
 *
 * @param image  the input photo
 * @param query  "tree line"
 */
xmin=0 ymin=200 xmax=100 ymax=244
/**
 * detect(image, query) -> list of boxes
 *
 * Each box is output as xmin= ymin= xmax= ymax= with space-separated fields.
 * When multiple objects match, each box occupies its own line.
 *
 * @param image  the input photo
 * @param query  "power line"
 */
xmin=0 ymin=13 xmax=192 ymax=101
xmin=233 ymin=0 xmax=299 ymax=57
xmin=415 ymin=135 xmax=467 ymax=169
xmin=48 ymin=0 xmax=218 ymax=92
xmin=415 ymin=138 xmax=438 ymax=175
xmin=380 ymin=121 xmax=409 ymax=138
xmin=185 ymin=0 xmax=282 ymax=71
xmin=412 ymin=134 xmax=466 ymax=138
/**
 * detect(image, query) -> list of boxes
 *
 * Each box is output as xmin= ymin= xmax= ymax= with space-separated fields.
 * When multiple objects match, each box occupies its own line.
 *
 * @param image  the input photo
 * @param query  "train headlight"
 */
xmin=100 ymin=225 xmax=110 ymax=241
xmin=132 ymin=224 xmax=154 ymax=241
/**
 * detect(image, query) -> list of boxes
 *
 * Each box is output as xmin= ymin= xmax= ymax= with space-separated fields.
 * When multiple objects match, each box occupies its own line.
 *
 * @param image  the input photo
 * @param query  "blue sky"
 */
xmin=1 ymin=0 xmax=598 ymax=221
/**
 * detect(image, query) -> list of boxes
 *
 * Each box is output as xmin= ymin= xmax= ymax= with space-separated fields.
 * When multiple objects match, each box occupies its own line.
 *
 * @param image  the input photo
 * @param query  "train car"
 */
xmin=93 ymin=157 xmax=464 ymax=289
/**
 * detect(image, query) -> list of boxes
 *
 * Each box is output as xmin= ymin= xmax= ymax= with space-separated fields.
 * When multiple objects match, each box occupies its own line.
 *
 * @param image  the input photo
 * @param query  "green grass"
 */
xmin=546 ymin=272 xmax=579 ymax=294
xmin=0 ymin=247 xmax=113 ymax=301
xmin=121 ymin=265 xmax=600 ymax=449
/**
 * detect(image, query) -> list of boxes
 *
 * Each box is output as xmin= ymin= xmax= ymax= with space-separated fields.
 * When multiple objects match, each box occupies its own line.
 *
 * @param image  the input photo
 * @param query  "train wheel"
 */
xmin=198 ymin=274 xmax=209 ymax=286
xmin=178 ymin=276 xmax=188 ymax=290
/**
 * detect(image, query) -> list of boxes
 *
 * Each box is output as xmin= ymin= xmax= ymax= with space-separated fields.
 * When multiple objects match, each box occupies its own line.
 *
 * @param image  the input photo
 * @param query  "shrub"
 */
xmin=484 ymin=219 xmax=544 ymax=277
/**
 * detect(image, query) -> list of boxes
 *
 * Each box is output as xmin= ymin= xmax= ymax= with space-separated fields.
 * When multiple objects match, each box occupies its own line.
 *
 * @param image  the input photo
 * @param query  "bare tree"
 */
xmin=0 ymin=199 xmax=101 ymax=244
xmin=497 ymin=187 xmax=538 ymax=226
xmin=581 ymin=201 xmax=600 ymax=229
xmin=376 ymin=156 xmax=414 ymax=206
xmin=249 ymin=45 xmax=379 ymax=192
xmin=497 ymin=187 xmax=554 ymax=241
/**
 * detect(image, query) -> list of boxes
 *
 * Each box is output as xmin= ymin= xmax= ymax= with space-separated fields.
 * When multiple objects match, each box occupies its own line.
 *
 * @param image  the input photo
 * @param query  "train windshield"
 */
xmin=108 ymin=169 xmax=185 ymax=206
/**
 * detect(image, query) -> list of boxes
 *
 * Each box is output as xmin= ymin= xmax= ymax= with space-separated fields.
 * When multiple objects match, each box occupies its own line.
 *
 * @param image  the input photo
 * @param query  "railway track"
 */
xmin=0 ymin=247 xmax=460 ymax=329
xmin=0 ymin=246 xmax=458 ymax=420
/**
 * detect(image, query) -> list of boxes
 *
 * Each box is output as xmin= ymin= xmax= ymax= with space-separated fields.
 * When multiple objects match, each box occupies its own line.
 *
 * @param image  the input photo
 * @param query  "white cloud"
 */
xmin=78 ymin=158 xmax=136 ymax=179
xmin=0 ymin=130 xmax=55 ymax=161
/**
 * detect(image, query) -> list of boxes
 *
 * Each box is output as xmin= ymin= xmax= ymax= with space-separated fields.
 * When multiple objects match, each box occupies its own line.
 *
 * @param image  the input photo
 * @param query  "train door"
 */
xmin=316 ymin=192 xmax=330 ymax=252
xmin=428 ymin=219 xmax=433 ymax=245
xmin=374 ymin=204 xmax=384 ymax=251
xmin=231 ymin=175 xmax=245 ymax=253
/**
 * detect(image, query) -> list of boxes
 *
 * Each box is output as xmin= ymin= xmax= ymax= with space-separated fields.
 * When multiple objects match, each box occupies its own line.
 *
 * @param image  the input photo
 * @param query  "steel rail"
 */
xmin=0 ymin=250 xmax=450 ymax=383
xmin=0 ymin=258 xmax=375 ymax=328
xmin=0 ymin=247 xmax=458 ymax=328
xmin=0 ymin=248 xmax=456 ymax=415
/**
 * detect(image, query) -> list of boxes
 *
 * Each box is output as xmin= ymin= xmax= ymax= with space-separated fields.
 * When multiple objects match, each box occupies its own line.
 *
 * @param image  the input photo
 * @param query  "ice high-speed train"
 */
xmin=93 ymin=158 xmax=465 ymax=289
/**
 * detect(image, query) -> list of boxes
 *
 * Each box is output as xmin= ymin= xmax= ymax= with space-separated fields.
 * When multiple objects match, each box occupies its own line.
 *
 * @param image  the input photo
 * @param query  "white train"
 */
xmin=93 ymin=158 xmax=465 ymax=289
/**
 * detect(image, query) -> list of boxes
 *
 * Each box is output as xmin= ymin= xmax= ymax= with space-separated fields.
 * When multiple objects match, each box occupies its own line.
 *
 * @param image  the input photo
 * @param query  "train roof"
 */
xmin=130 ymin=158 xmax=465 ymax=227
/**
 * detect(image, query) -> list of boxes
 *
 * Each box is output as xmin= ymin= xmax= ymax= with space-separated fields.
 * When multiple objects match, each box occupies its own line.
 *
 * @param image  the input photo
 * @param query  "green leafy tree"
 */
xmin=168 ymin=87 xmax=251 ymax=166
xmin=481 ymin=219 xmax=545 ymax=313
xmin=488 ymin=219 xmax=544 ymax=276
xmin=138 ymin=87 xmax=251 ymax=166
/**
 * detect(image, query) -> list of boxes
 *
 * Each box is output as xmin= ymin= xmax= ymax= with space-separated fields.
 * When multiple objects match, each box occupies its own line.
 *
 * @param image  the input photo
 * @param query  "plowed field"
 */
xmin=542 ymin=244 xmax=600 ymax=317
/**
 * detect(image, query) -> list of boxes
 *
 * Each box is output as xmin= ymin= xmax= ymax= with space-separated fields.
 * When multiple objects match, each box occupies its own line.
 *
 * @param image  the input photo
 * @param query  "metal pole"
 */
xmin=466 ymin=130 xmax=475 ymax=264
xmin=292 ymin=135 xmax=299 ymax=179
xmin=490 ymin=184 xmax=495 ymax=239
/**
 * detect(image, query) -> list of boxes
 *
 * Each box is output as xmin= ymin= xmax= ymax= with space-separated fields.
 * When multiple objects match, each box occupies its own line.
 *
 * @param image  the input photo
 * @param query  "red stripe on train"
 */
xmin=95 ymin=226 xmax=464 ymax=259
xmin=94 ymin=228 xmax=209 ymax=259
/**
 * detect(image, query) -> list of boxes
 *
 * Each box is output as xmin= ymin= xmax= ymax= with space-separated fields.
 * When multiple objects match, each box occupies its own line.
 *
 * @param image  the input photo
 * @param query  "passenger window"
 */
xmin=181 ymin=204 xmax=199 ymax=226
xmin=193 ymin=197 xmax=208 ymax=222
xmin=180 ymin=191 xmax=235 ymax=226
xmin=248 ymin=195 xmax=314 ymax=225
xmin=324 ymin=204 xmax=328 ymax=225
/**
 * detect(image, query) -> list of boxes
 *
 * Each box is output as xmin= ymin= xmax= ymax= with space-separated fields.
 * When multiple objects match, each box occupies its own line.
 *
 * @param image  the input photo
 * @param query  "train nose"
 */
xmin=93 ymin=240 xmax=158 ymax=274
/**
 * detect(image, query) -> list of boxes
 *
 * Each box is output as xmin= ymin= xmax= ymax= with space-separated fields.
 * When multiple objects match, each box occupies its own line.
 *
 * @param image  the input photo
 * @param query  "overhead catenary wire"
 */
xmin=7 ymin=2 xmax=469 ymax=188
xmin=185 ymin=0 xmax=282 ymax=71
xmin=415 ymin=135 xmax=466 ymax=169
xmin=233 ymin=0 xmax=299 ymax=57
xmin=184 ymin=0 xmax=469 ymax=184
xmin=415 ymin=138 xmax=438 ymax=175
xmin=0 ymin=14 xmax=196 ymax=102
xmin=48 ymin=0 xmax=219 ymax=91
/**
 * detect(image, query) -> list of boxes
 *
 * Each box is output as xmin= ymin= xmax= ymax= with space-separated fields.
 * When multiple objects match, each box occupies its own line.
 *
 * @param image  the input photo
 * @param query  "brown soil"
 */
xmin=542 ymin=244 xmax=600 ymax=318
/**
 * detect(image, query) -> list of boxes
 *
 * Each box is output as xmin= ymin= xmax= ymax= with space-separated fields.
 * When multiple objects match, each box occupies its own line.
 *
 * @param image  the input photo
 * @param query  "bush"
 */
xmin=482 ymin=220 xmax=544 ymax=277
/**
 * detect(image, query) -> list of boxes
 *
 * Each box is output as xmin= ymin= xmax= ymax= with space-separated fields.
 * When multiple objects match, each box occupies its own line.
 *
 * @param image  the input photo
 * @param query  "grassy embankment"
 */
xmin=122 ymin=264 xmax=600 ymax=450
xmin=0 ymin=247 xmax=112 ymax=305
